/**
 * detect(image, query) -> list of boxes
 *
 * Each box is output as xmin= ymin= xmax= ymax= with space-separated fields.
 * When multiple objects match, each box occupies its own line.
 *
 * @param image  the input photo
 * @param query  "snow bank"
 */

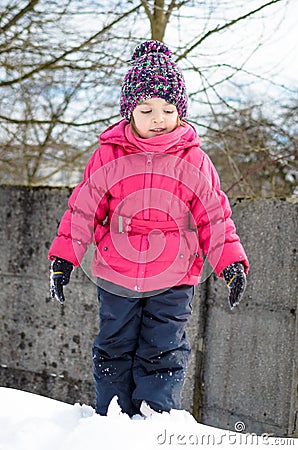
xmin=0 ymin=388 xmax=296 ymax=450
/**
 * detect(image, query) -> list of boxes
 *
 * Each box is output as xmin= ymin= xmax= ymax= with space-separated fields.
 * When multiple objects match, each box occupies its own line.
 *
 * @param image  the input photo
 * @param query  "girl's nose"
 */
xmin=153 ymin=114 xmax=164 ymax=123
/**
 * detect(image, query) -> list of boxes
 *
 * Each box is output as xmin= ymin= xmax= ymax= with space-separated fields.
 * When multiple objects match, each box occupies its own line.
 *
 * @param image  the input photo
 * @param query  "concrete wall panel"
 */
xmin=0 ymin=187 xmax=297 ymax=437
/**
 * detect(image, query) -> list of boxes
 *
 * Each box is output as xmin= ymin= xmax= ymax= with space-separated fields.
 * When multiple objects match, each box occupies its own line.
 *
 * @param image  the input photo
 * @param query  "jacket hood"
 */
xmin=99 ymin=119 xmax=200 ymax=154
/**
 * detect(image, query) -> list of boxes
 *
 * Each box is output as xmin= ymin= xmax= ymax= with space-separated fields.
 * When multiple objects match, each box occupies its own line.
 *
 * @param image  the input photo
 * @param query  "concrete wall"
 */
xmin=0 ymin=186 xmax=297 ymax=437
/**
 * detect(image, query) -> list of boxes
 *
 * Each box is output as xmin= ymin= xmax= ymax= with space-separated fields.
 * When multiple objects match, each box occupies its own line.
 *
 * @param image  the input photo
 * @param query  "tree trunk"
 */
xmin=142 ymin=0 xmax=167 ymax=42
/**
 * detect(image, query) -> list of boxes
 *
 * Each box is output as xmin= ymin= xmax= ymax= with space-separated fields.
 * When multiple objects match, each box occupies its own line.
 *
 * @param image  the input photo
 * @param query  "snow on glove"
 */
xmin=222 ymin=262 xmax=247 ymax=310
xmin=50 ymin=257 xmax=73 ymax=304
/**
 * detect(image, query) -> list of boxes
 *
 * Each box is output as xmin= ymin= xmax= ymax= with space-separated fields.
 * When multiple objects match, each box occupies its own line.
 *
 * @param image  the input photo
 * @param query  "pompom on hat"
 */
xmin=120 ymin=40 xmax=188 ymax=121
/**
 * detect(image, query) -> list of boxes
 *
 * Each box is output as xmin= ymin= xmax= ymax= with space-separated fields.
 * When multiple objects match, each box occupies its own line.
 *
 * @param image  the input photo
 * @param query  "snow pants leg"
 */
xmin=92 ymin=285 xmax=193 ymax=416
xmin=132 ymin=285 xmax=193 ymax=413
xmin=92 ymin=287 xmax=142 ymax=416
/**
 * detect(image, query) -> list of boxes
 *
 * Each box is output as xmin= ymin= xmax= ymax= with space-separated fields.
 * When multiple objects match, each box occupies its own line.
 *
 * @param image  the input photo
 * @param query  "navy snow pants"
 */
xmin=92 ymin=284 xmax=194 ymax=416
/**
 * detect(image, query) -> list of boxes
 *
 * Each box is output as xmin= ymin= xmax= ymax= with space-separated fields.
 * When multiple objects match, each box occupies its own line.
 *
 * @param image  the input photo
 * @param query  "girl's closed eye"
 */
xmin=140 ymin=110 xmax=152 ymax=114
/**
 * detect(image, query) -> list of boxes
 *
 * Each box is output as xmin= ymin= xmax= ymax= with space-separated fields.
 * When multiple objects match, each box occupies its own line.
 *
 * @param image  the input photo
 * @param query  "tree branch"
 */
xmin=0 ymin=113 xmax=119 ymax=127
xmin=176 ymin=0 xmax=284 ymax=62
xmin=226 ymin=150 xmax=298 ymax=194
xmin=141 ymin=0 xmax=152 ymax=21
xmin=0 ymin=0 xmax=39 ymax=33
xmin=0 ymin=3 xmax=142 ymax=87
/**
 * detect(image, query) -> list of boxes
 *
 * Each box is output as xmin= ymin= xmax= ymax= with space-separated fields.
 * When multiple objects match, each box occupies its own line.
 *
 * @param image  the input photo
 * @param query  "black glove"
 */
xmin=50 ymin=257 xmax=73 ymax=304
xmin=222 ymin=262 xmax=247 ymax=310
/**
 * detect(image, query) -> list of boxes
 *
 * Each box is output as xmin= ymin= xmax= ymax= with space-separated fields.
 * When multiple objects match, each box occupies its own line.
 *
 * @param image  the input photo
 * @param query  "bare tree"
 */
xmin=0 ymin=0 xmax=295 ymax=196
xmin=0 ymin=0 xmax=142 ymax=183
xmin=197 ymin=102 xmax=297 ymax=197
xmin=141 ymin=0 xmax=191 ymax=42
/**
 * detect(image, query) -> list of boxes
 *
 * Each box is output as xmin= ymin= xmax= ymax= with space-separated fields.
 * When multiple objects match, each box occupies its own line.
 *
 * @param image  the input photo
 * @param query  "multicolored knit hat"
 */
xmin=120 ymin=40 xmax=188 ymax=121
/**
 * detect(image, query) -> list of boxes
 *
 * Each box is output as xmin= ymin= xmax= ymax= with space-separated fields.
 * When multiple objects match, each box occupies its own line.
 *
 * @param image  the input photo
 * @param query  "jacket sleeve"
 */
xmin=191 ymin=153 xmax=249 ymax=277
xmin=48 ymin=149 xmax=109 ymax=267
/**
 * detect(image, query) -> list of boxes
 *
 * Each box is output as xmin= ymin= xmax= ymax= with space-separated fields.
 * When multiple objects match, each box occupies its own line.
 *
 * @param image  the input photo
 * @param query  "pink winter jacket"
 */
xmin=48 ymin=120 xmax=249 ymax=292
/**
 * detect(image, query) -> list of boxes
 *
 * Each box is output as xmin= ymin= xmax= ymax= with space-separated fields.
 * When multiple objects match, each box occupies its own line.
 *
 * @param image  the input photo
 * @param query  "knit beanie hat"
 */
xmin=120 ymin=40 xmax=188 ymax=121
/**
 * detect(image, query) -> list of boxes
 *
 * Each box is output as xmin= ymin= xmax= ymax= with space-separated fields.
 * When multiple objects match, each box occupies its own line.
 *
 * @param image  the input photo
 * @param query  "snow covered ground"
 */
xmin=0 ymin=387 xmax=296 ymax=450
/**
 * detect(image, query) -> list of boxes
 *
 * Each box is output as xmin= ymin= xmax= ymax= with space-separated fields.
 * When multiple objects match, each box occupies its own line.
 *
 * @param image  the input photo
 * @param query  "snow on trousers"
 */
xmin=92 ymin=284 xmax=194 ymax=416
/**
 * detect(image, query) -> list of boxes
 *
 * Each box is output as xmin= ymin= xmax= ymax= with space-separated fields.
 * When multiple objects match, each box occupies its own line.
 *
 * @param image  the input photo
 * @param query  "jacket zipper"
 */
xmin=135 ymin=153 xmax=153 ymax=291
xmin=143 ymin=153 xmax=152 ymax=219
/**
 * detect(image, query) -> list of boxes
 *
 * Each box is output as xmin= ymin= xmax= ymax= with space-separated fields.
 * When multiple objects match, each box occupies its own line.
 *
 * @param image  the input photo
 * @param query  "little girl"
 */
xmin=49 ymin=40 xmax=249 ymax=418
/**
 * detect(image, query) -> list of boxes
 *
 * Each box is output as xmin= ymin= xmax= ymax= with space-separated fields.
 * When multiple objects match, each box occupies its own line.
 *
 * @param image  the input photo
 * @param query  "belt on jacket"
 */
xmin=116 ymin=212 xmax=196 ymax=234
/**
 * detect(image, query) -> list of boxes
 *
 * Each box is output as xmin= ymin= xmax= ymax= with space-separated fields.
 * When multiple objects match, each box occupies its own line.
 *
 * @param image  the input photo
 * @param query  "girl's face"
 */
xmin=131 ymin=97 xmax=179 ymax=139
